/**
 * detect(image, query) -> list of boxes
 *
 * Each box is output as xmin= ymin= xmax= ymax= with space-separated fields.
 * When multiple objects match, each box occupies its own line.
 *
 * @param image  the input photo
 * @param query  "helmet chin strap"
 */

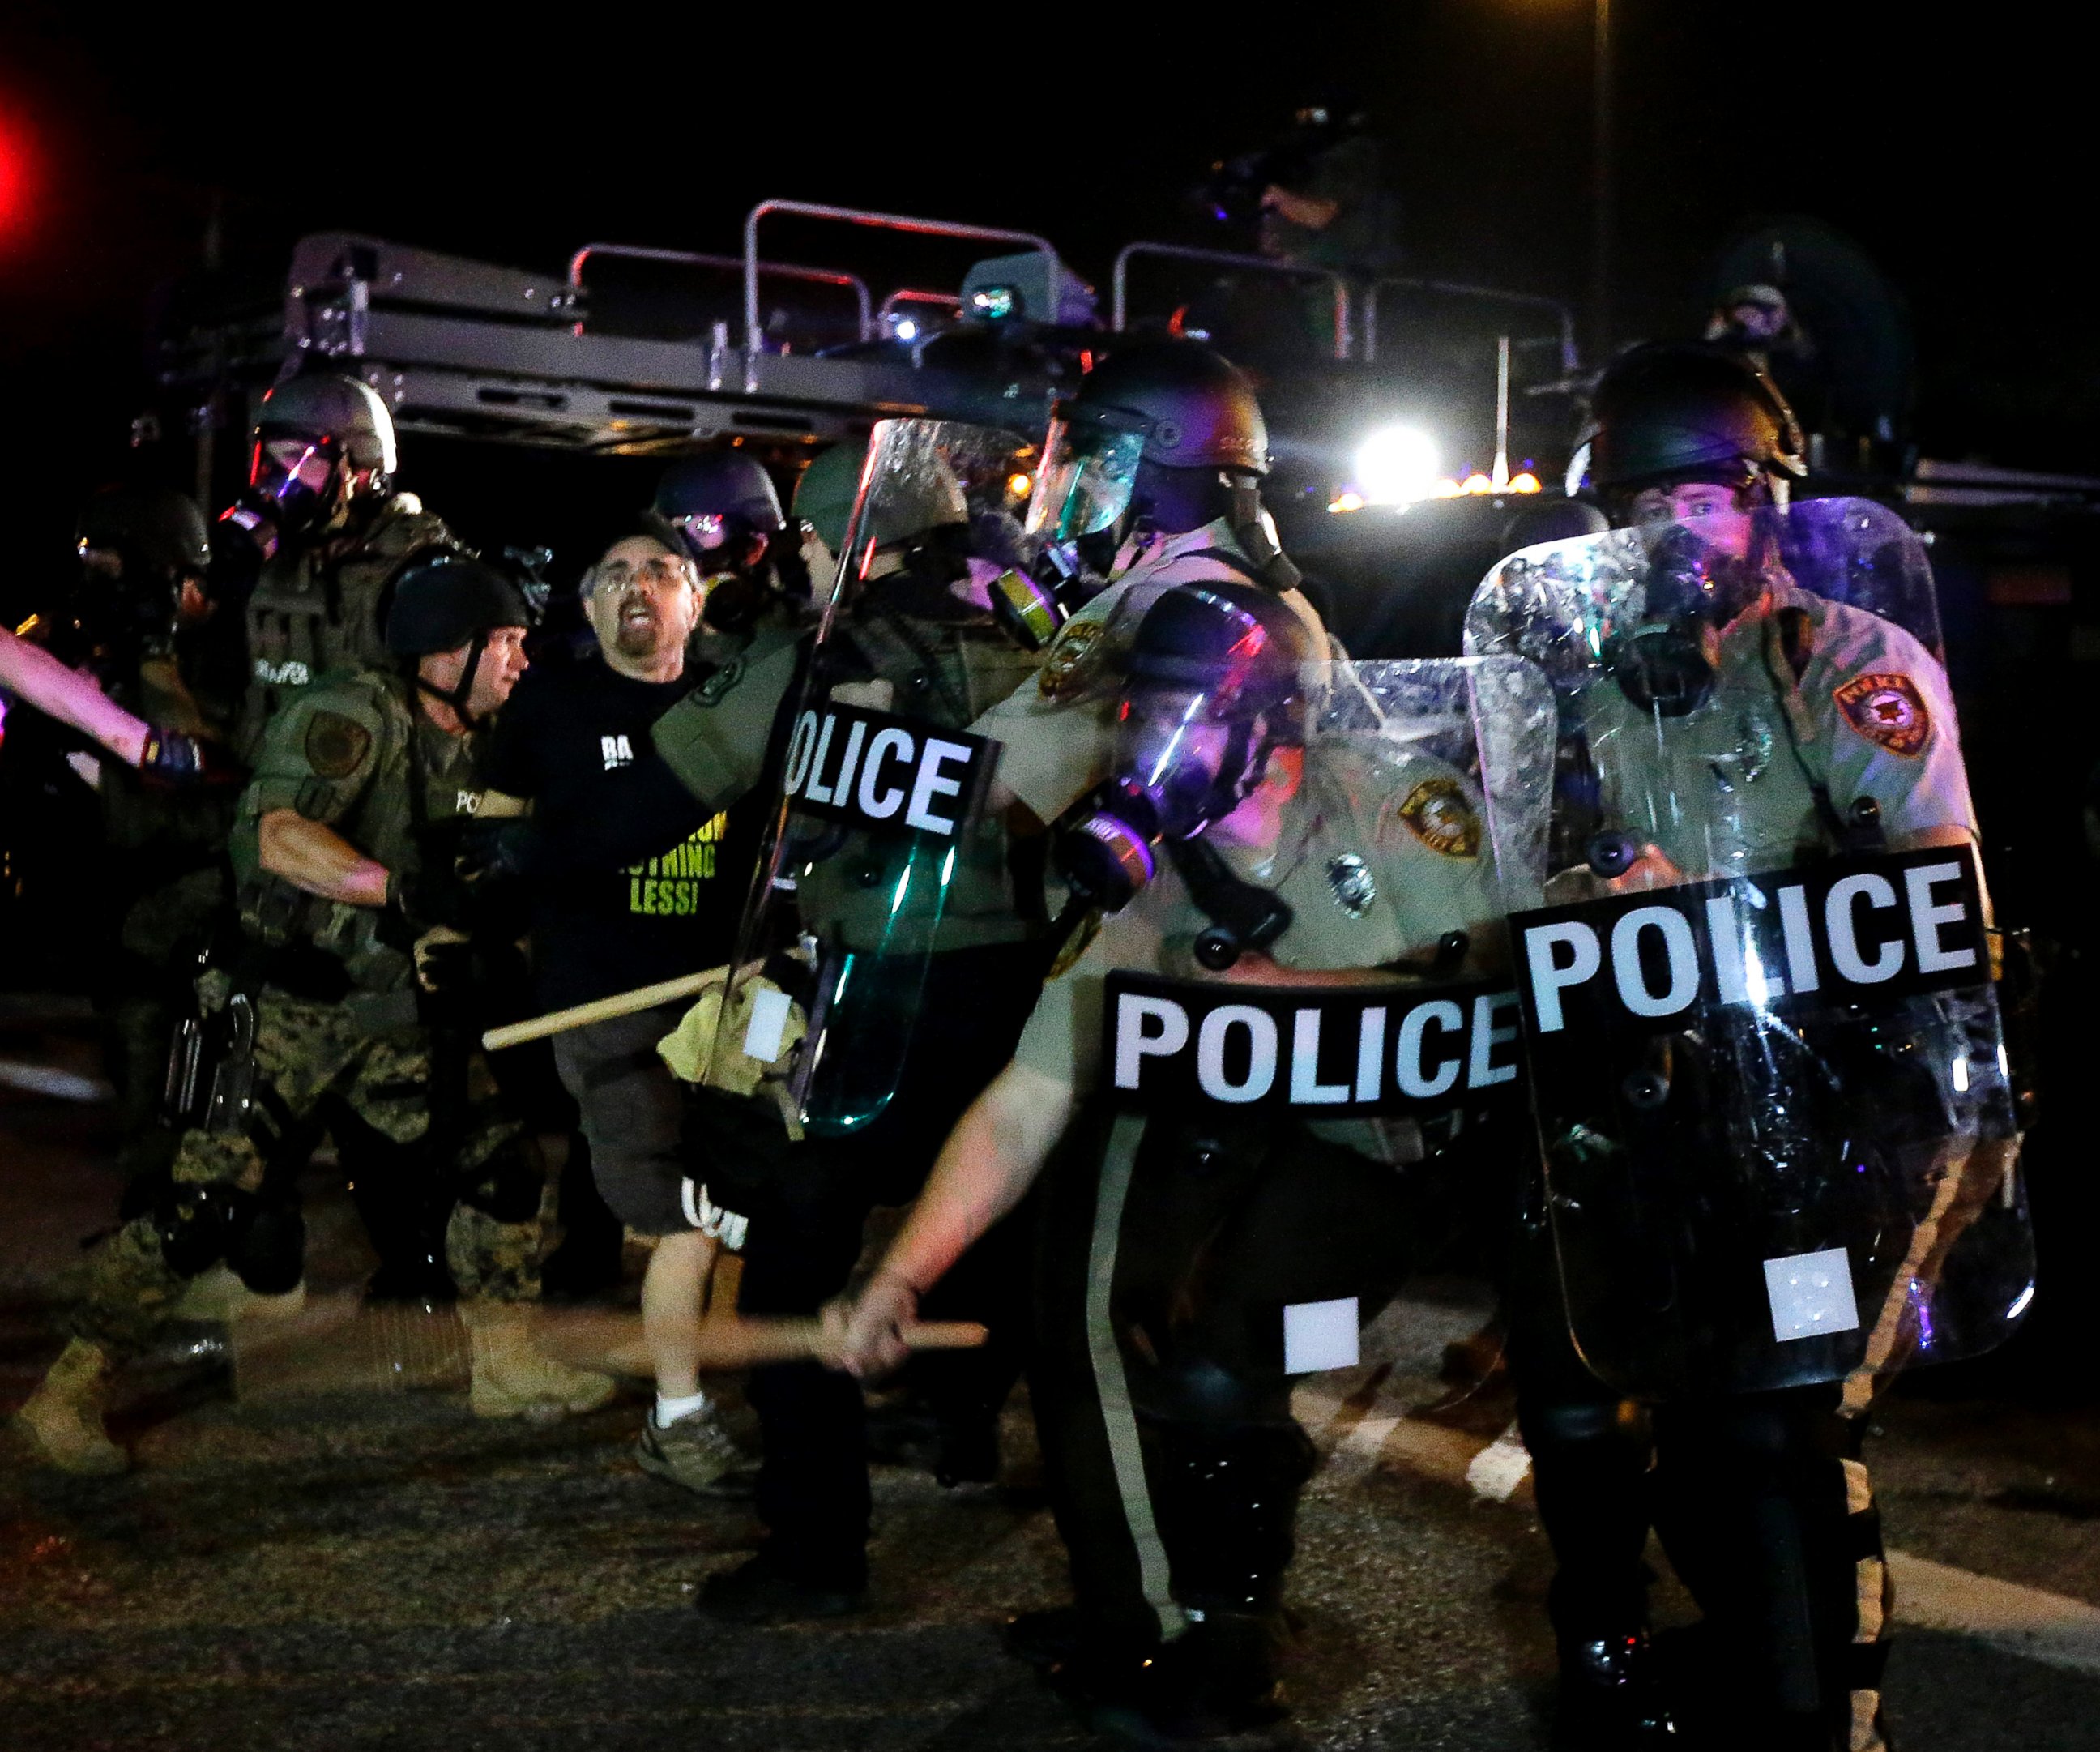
xmin=1226 ymin=476 xmax=1302 ymax=592
xmin=415 ymin=631 xmax=490 ymax=729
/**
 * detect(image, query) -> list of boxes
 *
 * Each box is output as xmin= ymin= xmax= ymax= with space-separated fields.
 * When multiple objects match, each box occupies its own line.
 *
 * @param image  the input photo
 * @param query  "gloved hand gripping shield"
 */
xmin=698 ymin=419 xmax=1035 ymax=1138
xmin=1463 ymin=496 xmax=2034 ymax=1399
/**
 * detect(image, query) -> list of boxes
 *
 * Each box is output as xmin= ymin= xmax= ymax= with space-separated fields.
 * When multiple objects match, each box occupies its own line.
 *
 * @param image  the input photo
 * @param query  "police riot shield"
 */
xmin=1464 ymin=497 xmax=2034 ymax=1399
xmin=698 ymin=418 xmax=1038 ymax=1138
xmin=1093 ymin=654 xmax=1554 ymax=1126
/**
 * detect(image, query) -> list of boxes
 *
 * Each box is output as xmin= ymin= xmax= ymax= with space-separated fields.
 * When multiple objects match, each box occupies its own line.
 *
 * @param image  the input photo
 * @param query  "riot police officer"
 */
xmin=15 ymin=554 xmax=612 ymax=1477
xmin=646 ymin=450 xmax=811 ymax=646
xmin=67 ymin=487 xmax=246 ymax=1179
xmin=1475 ymin=343 xmax=1986 ymax=1751
xmin=833 ymin=579 xmax=1535 ymax=1741
xmin=973 ymin=339 xmax=1334 ymax=834
xmin=221 ymin=373 xmax=456 ymax=755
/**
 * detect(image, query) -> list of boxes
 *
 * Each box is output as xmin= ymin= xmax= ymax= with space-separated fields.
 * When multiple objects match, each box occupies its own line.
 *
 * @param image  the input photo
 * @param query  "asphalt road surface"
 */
xmin=4 ymin=996 xmax=2098 ymax=1750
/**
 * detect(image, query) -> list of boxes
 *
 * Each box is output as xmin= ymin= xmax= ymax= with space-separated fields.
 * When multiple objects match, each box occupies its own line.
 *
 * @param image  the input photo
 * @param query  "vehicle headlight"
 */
xmin=1353 ymin=425 xmax=1440 ymax=505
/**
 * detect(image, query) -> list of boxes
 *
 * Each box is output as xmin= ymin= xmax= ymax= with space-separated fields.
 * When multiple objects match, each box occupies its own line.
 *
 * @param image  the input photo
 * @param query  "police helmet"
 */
xmin=1074 ymin=341 xmax=1270 ymax=476
xmin=383 ymin=553 xmax=531 ymax=657
xmin=651 ymin=451 xmax=786 ymax=563
xmin=254 ymin=374 xmax=399 ymax=476
xmin=790 ymin=441 xmax=866 ymax=555
xmin=76 ymin=487 xmax=211 ymax=576
xmin=1586 ymin=342 xmax=1804 ymax=495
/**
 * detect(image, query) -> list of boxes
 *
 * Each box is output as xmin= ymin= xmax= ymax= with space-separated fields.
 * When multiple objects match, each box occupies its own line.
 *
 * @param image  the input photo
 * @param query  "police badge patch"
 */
xmin=1396 ymin=777 xmax=1481 ymax=857
xmin=1037 ymin=619 xmax=1104 ymax=701
xmin=1833 ymin=673 xmax=1931 ymax=758
xmin=304 ymin=711 xmax=372 ymax=780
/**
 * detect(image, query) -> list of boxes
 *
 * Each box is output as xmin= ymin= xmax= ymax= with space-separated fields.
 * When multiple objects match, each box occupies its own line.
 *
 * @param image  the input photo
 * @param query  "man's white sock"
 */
xmin=655 ymin=1390 xmax=710 ymax=1429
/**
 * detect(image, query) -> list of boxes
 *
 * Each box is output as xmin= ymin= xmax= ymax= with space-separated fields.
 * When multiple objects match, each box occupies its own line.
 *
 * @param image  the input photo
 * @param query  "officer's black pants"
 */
xmin=1506 ymin=1213 xmax=1890 ymax=1746
xmin=1030 ymin=1105 xmax=1425 ymax=1658
xmin=725 ymin=941 xmax=1047 ymax=1588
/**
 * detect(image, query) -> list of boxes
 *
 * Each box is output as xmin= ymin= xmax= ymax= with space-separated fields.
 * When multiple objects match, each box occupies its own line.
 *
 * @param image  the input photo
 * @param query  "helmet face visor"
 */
xmin=668 ymin=510 xmax=733 ymax=558
xmin=249 ymin=434 xmax=340 ymax=533
xmin=1024 ymin=404 xmax=1149 ymax=545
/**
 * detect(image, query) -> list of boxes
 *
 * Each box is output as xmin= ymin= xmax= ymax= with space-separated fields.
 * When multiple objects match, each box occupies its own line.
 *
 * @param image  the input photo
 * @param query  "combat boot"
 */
xmin=169 ymin=1263 xmax=308 ymax=1325
xmin=462 ymin=1305 xmax=617 ymax=1420
xmin=14 ymin=1339 xmax=128 ymax=1476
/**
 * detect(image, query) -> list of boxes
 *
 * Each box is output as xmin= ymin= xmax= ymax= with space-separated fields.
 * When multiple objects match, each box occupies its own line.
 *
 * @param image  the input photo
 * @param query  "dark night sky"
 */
xmin=0 ymin=2 xmax=2089 ymax=583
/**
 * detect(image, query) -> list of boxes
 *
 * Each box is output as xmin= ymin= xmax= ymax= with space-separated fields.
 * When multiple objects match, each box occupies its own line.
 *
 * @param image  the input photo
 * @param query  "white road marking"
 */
xmin=1886 ymin=1550 xmax=2100 ymax=1679
xmin=0 ymin=1060 xmax=112 ymax=1103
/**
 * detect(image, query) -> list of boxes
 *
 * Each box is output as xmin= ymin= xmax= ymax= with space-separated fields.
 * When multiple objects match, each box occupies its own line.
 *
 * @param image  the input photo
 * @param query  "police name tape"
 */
xmin=1104 ymin=972 xmax=1523 ymax=1114
xmin=782 ymin=699 xmax=999 ymax=839
xmin=1512 ymin=844 xmax=1989 ymax=1036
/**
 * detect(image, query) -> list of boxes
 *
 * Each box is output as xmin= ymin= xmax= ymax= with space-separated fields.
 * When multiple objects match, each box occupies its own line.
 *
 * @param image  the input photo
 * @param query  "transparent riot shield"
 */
xmin=1090 ymin=654 xmax=1553 ymax=1120
xmin=700 ymin=418 xmax=1040 ymax=1137
xmin=1464 ymin=497 xmax=2034 ymax=1399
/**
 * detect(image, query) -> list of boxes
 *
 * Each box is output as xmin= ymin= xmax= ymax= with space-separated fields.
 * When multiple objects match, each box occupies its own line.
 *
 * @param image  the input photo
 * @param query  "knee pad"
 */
xmin=1520 ymin=1394 xmax=1652 ymax=1466
xmin=227 ymin=1206 xmax=306 ymax=1294
xmin=1146 ymin=1419 xmax=1317 ymax=1614
xmin=456 ymin=1130 xmax=544 ymax=1224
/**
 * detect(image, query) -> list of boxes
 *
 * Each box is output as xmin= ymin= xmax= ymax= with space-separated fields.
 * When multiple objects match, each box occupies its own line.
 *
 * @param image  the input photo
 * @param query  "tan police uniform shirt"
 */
xmin=971 ymin=518 xmax=1335 ymax=827
xmin=1013 ymin=737 xmax=1500 ymax=1097
xmin=1576 ymin=580 xmax=1976 ymax=878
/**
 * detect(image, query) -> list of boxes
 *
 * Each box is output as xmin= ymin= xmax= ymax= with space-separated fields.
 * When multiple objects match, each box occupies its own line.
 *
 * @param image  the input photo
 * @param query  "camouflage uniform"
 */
xmin=72 ymin=661 xmax=543 ymax=1361
xmin=237 ymin=494 xmax=456 ymax=759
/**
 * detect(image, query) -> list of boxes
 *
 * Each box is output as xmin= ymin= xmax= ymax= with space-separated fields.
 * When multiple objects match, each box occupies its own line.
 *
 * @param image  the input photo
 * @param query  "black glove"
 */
xmin=455 ymin=818 xmax=543 ymax=888
xmin=384 ymin=865 xmax=471 ymax=936
xmin=139 ymin=729 xmax=245 ymax=788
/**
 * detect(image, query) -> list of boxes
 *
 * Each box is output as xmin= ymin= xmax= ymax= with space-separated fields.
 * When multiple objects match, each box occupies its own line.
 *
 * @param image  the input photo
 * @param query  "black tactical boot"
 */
xmin=1553 ymin=1622 xmax=1678 ymax=1748
xmin=1048 ymin=1612 xmax=1293 ymax=1747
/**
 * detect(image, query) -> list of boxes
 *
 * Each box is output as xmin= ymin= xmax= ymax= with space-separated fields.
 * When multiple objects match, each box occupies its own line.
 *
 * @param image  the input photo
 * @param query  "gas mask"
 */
xmin=1611 ymin=525 xmax=1768 ymax=718
xmin=1054 ymin=686 xmax=1283 ymax=912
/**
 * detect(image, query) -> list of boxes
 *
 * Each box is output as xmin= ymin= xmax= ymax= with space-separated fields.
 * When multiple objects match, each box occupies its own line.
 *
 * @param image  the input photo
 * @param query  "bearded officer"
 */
xmin=1483 ymin=343 xmax=1973 ymax=1752
xmin=833 ymin=579 xmax=1514 ymax=1742
xmin=220 ymin=373 xmax=457 ymax=756
xmin=15 ymin=554 xmax=612 ymax=1476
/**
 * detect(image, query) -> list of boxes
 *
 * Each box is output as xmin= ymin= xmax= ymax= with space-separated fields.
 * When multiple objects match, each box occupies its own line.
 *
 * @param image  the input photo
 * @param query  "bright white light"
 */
xmin=1951 ymin=1054 xmax=1970 ymax=1093
xmin=894 ymin=318 xmax=919 ymax=341
xmin=1353 ymin=425 xmax=1440 ymax=505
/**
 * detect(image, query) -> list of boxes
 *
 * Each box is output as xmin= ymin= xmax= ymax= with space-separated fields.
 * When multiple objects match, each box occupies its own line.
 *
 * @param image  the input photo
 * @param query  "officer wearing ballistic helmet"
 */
xmin=973 ymin=339 xmax=1335 ymax=835
xmin=832 ymin=579 xmax=1522 ymax=1741
xmin=13 ymin=554 xmax=612 ymax=1478
xmin=644 ymin=419 xmax=1052 ymax=1620
xmin=34 ymin=487 xmax=245 ymax=1178
xmin=1488 ymin=342 xmax=1974 ymax=1750
xmin=646 ymin=450 xmax=812 ymax=647
xmin=220 ymin=373 xmax=457 ymax=755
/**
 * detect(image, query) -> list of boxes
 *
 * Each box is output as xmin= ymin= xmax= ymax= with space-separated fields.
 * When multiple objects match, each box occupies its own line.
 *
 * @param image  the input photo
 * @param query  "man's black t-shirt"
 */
xmin=480 ymin=654 xmax=761 ymax=1011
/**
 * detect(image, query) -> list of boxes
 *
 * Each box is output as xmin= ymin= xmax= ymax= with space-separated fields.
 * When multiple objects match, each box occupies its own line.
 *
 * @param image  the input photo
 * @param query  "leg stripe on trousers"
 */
xmin=1087 ymin=1113 xmax=1188 ymax=1644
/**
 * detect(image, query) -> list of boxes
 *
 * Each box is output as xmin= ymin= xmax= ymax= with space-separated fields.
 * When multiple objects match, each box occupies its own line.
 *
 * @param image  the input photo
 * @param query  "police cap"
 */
xmin=1075 ymin=340 xmax=1270 ymax=476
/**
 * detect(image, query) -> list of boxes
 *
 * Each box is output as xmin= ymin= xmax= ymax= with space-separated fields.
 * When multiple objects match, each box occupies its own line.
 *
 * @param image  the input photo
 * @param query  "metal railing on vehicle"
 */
xmin=1109 ymin=241 xmax=1353 ymax=361
xmin=741 ymin=201 xmax=1059 ymax=358
xmin=1363 ymin=277 xmax=1580 ymax=375
xmin=565 ymin=243 xmax=873 ymax=343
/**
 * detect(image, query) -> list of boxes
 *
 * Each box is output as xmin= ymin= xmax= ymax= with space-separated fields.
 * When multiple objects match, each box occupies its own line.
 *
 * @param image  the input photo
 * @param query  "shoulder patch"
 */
xmin=1396 ymin=777 xmax=1481 ymax=858
xmin=1038 ymin=619 xmax=1104 ymax=701
xmin=304 ymin=710 xmax=373 ymax=780
xmin=1833 ymin=673 xmax=1931 ymax=758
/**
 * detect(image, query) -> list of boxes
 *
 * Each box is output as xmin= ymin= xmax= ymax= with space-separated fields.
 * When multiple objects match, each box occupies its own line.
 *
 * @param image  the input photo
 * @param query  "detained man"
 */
xmin=472 ymin=534 xmax=763 ymax=1494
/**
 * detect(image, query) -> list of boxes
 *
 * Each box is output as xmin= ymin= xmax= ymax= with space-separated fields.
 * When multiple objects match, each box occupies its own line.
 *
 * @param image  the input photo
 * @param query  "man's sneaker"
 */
xmin=695 ymin=1551 xmax=864 ymax=1625
xmin=635 ymin=1404 xmax=758 ymax=1498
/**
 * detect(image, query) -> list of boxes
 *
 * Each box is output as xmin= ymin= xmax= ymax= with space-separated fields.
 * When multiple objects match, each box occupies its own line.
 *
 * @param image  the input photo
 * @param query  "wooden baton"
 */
xmin=480 ymin=969 xmax=725 ymax=1052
